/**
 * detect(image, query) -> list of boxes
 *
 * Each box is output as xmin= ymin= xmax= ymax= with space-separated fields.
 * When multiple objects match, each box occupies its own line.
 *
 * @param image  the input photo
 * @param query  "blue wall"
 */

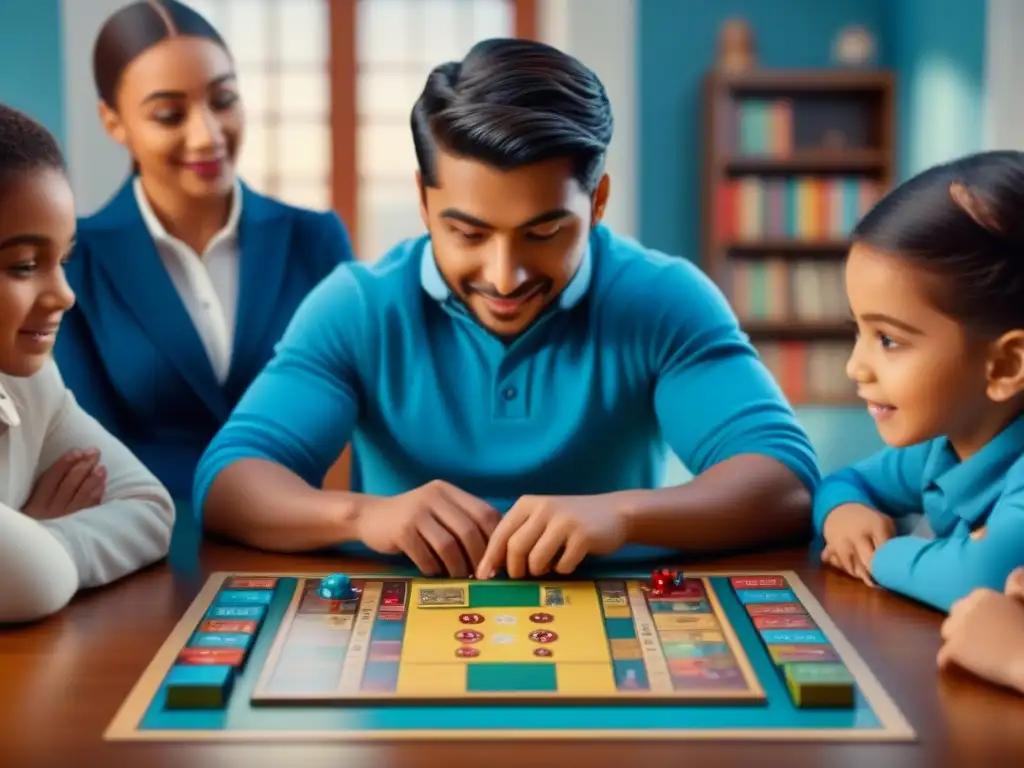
xmin=888 ymin=0 xmax=986 ymax=179
xmin=639 ymin=0 xmax=986 ymax=476
xmin=0 ymin=0 xmax=64 ymax=144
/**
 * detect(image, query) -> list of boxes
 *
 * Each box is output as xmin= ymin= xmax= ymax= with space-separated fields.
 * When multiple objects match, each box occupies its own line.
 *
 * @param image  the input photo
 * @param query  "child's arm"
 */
xmin=871 ymin=463 xmax=1024 ymax=612
xmin=31 ymin=362 xmax=175 ymax=589
xmin=813 ymin=442 xmax=932 ymax=534
xmin=0 ymin=502 xmax=79 ymax=623
xmin=938 ymin=579 xmax=1024 ymax=694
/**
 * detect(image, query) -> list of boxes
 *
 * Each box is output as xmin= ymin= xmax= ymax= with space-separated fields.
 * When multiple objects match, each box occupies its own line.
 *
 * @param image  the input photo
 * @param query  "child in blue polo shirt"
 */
xmin=815 ymin=150 xmax=1024 ymax=612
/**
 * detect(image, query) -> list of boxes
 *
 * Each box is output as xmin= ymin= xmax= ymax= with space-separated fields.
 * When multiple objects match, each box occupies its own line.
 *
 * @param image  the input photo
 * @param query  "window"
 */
xmin=195 ymin=0 xmax=533 ymax=257
xmin=186 ymin=0 xmax=333 ymax=211
xmin=352 ymin=0 xmax=521 ymax=261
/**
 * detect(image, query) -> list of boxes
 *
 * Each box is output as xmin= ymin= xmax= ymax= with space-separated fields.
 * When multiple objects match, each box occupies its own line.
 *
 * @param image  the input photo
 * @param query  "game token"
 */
xmin=455 ymin=629 xmax=483 ymax=643
xmin=318 ymin=573 xmax=355 ymax=601
xmin=529 ymin=629 xmax=557 ymax=643
xmin=529 ymin=612 xmax=554 ymax=623
xmin=533 ymin=647 xmax=553 ymax=657
xmin=459 ymin=613 xmax=485 ymax=624
xmin=455 ymin=646 xmax=480 ymax=658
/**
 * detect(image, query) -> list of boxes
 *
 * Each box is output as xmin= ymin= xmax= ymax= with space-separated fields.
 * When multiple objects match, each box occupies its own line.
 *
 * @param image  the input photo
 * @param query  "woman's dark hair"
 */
xmin=411 ymin=38 xmax=613 ymax=194
xmin=92 ymin=0 xmax=228 ymax=108
xmin=0 ymin=103 xmax=66 ymax=188
xmin=852 ymin=150 xmax=1024 ymax=335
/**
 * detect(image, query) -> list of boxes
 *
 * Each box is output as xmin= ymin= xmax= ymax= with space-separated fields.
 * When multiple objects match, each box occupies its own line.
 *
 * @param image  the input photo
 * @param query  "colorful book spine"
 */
xmin=732 ymin=99 xmax=794 ymax=156
xmin=754 ymin=341 xmax=855 ymax=404
xmin=716 ymin=176 xmax=881 ymax=241
xmin=727 ymin=259 xmax=847 ymax=322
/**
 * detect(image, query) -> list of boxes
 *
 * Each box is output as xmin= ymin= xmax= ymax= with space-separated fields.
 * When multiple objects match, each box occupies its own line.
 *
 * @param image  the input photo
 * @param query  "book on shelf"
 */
xmin=717 ymin=175 xmax=882 ymax=241
xmin=719 ymin=96 xmax=876 ymax=157
xmin=729 ymin=258 xmax=847 ymax=322
xmin=755 ymin=340 xmax=855 ymax=405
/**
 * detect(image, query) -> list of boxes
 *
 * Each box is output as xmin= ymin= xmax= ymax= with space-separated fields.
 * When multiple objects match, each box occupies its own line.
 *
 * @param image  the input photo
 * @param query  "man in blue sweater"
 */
xmin=194 ymin=39 xmax=819 ymax=578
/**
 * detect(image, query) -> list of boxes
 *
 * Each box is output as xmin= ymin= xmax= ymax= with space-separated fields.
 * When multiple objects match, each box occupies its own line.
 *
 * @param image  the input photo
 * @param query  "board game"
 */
xmin=104 ymin=570 xmax=915 ymax=741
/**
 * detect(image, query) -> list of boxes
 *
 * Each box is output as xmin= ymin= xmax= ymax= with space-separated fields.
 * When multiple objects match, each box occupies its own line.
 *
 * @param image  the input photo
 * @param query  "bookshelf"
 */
xmin=701 ymin=69 xmax=895 ymax=406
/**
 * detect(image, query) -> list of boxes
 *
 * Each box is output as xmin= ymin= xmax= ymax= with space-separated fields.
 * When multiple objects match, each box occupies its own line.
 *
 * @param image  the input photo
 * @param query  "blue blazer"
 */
xmin=54 ymin=178 xmax=355 ymax=502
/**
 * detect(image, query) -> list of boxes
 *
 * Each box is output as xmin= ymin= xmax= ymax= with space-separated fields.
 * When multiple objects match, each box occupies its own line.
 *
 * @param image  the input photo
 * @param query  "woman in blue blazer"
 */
xmin=54 ymin=1 xmax=355 ymax=506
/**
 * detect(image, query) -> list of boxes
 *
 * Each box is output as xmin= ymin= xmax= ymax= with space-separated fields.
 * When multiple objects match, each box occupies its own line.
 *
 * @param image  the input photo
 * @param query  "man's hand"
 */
xmin=475 ymin=494 xmax=628 ymax=580
xmin=1005 ymin=567 xmax=1024 ymax=602
xmin=22 ymin=448 xmax=105 ymax=520
xmin=820 ymin=503 xmax=896 ymax=586
xmin=353 ymin=480 xmax=501 ymax=577
xmin=938 ymin=586 xmax=1024 ymax=694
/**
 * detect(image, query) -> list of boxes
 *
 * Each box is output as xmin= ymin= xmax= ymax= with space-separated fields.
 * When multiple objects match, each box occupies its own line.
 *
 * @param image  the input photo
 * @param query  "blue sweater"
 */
xmin=813 ymin=414 xmax=1024 ymax=611
xmin=194 ymin=225 xmax=819 ymax=559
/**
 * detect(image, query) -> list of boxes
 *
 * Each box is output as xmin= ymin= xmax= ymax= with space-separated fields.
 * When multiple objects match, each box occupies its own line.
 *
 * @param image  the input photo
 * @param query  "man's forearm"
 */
xmin=616 ymin=454 xmax=813 ymax=553
xmin=201 ymin=459 xmax=365 ymax=552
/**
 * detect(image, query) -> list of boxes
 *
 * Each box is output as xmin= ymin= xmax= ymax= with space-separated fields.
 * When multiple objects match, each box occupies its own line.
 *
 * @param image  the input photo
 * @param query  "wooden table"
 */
xmin=2 ymin=539 xmax=1023 ymax=768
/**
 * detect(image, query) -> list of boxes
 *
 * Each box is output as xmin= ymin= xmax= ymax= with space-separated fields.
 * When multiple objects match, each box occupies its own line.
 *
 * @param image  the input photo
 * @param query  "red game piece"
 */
xmin=650 ymin=568 xmax=681 ymax=596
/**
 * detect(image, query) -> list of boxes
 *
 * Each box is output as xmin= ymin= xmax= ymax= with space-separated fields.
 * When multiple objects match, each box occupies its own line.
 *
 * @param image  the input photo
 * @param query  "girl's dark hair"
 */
xmin=852 ymin=150 xmax=1024 ymax=335
xmin=92 ymin=0 xmax=228 ymax=108
xmin=0 ymin=103 xmax=66 ymax=187
xmin=411 ymin=38 xmax=613 ymax=193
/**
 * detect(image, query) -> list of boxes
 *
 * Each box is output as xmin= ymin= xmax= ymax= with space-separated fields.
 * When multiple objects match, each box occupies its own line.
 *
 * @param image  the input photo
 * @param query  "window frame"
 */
xmin=328 ymin=0 xmax=537 ymax=250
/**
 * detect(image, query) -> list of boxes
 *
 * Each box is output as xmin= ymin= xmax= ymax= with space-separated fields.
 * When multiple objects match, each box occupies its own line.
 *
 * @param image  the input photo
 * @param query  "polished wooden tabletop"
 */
xmin=2 ymin=530 xmax=1023 ymax=768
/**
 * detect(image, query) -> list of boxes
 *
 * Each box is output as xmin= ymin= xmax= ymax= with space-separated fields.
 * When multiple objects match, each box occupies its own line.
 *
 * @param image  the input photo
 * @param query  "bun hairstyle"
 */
xmin=851 ymin=150 xmax=1024 ymax=336
xmin=411 ymin=38 xmax=613 ymax=194
xmin=92 ymin=0 xmax=227 ymax=109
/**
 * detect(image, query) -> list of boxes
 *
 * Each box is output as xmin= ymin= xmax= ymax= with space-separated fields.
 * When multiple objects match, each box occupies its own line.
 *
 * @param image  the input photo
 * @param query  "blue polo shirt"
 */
xmin=193 ymin=224 xmax=819 ymax=560
xmin=813 ymin=414 xmax=1024 ymax=611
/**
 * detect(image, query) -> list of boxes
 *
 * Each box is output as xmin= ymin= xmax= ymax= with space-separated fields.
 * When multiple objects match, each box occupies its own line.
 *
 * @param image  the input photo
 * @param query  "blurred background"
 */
xmin=0 ymin=0 xmax=1017 ymax=486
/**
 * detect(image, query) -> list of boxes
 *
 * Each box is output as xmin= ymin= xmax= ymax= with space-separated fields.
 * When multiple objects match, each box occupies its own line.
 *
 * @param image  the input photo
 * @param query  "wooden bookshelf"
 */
xmin=701 ymin=68 xmax=895 ymax=406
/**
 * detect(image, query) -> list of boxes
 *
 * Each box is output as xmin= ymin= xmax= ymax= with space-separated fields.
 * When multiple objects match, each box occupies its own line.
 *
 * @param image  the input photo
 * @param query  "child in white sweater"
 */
xmin=0 ymin=103 xmax=174 ymax=623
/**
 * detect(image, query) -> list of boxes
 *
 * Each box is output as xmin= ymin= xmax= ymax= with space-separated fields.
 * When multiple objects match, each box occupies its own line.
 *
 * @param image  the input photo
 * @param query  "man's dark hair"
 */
xmin=0 ymin=102 xmax=66 ymax=187
xmin=411 ymin=38 xmax=613 ymax=192
xmin=92 ymin=0 xmax=228 ymax=108
xmin=852 ymin=149 xmax=1024 ymax=336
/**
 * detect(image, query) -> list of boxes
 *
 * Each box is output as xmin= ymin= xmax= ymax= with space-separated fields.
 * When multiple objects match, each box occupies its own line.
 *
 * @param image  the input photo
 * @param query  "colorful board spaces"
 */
xmin=104 ymin=571 xmax=915 ymax=742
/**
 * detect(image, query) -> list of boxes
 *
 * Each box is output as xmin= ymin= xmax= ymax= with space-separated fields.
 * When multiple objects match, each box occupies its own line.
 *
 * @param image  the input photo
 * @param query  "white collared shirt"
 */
xmin=0 ymin=361 xmax=174 ymax=622
xmin=133 ymin=177 xmax=241 ymax=383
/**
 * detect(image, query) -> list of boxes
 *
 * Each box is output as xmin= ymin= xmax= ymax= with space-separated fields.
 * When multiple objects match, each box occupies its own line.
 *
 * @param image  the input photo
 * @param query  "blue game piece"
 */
xmin=318 ymin=573 xmax=354 ymax=601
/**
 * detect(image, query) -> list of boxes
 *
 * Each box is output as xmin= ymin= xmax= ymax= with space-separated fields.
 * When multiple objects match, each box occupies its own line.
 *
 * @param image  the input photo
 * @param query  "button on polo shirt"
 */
xmin=194 ymin=224 xmax=819 ymax=566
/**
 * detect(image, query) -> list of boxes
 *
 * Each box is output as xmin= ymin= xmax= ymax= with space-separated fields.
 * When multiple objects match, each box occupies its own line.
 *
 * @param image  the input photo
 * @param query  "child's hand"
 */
xmin=820 ymin=503 xmax=896 ymax=587
xmin=22 ymin=448 xmax=106 ymax=520
xmin=1004 ymin=567 xmax=1024 ymax=602
xmin=938 ymin=587 xmax=1024 ymax=694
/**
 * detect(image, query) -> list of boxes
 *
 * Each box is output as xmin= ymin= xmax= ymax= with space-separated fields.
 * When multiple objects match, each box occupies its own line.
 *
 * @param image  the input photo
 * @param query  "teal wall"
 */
xmin=888 ymin=0 xmax=987 ymax=179
xmin=0 ymin=0 xmax=64 ymax=144
xmin=639 ymin=0 xmax=986 ymax=476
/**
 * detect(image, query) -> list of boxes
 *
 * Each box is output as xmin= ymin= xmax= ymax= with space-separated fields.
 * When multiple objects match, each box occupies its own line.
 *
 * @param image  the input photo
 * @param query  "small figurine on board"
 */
xmin=718 ymin=18 xmax=756 ymax=74
xmin=318 ymin=573 xmax=356 ymax=601
xmin=649 ymin=568 xmax=685 ymax=596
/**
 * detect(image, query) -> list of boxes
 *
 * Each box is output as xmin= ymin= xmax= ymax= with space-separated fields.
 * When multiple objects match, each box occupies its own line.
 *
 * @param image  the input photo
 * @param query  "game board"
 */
xmin=104 ymin=570 xmax=915 ymax=741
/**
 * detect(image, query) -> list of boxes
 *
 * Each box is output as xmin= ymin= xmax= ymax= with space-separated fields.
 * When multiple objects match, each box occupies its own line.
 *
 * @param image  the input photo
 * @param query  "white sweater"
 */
xmin=0 ymin=360 xmax=174 ymax=623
